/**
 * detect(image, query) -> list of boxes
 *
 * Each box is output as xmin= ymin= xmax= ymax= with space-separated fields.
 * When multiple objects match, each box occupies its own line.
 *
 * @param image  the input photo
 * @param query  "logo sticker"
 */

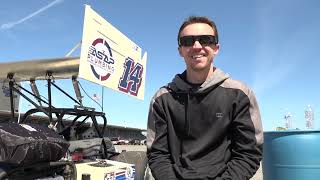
xmin=87 ymin=38 xmax=115 ymax=81
xmin=2 ymin=85 xmax=18 ymax=98
xmin=104 ymin=172 xmax=115 ymax=180
xmin=216 ymin=112 xmax=223 ymax=118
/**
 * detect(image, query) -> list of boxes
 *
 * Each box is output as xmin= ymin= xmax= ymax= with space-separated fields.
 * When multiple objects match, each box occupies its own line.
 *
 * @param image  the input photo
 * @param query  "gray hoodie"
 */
xmin=147 ymin=68 xmax=263 ymax=180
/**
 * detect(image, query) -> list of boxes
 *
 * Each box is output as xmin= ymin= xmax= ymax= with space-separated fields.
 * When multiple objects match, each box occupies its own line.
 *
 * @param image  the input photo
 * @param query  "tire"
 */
xmin=113 ymin=151 xmax=148 ymax=180
xmin=100 ymin=138 xmax=118 ymax=159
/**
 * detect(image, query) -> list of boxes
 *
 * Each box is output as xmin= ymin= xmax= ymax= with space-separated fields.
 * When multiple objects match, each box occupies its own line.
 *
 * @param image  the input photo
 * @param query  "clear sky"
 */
xmin=1 ymin=0 xmax=319 ymax=131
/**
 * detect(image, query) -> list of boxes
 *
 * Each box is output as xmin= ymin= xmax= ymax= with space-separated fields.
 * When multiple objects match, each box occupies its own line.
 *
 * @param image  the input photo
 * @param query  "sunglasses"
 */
xmin=178 ymin=35 xmax=218 ymax=47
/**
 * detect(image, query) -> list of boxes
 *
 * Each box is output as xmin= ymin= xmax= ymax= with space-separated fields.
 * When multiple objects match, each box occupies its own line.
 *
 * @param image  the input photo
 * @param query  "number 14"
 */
xmin=118 ymin=57 xmax=143 ymax=96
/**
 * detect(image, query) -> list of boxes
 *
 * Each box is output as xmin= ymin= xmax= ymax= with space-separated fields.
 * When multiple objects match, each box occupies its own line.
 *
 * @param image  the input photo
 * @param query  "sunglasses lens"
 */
xmin=199 ymin=35 xmax=215 ymax=45
xmin=179 ymin=35 xmax=217 ymax=46
xmin=179 ymin=36 xmax=195 ymax=46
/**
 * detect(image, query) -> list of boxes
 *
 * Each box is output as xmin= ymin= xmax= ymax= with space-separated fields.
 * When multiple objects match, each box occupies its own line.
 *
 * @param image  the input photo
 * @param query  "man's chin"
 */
xmin=191 ymin=65 xmax=210 ymax=72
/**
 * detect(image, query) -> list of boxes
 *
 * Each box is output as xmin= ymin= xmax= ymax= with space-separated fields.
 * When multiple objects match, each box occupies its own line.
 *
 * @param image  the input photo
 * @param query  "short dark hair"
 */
xmin=177 ymin=16 xmax=219 ymax=46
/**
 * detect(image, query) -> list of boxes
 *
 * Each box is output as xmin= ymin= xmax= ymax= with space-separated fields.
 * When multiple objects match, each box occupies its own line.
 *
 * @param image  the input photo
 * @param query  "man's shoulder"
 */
xmin=152 ymin=86 xmax=171 ymax=100
xmin=220 ymin=78 xmax=253 ymax=96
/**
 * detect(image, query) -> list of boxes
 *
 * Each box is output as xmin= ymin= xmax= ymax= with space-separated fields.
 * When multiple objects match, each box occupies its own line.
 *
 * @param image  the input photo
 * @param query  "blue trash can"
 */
xmin=263 ymin=130 xmax=320 ymax=180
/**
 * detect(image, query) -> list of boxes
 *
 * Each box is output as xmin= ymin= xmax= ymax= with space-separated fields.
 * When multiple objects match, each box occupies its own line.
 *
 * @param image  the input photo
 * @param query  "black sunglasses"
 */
xmin=178 ymin=35 xmax=218 ymax=47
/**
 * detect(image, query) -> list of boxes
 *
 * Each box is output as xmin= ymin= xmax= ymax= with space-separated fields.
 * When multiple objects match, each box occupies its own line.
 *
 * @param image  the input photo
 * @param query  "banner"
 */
xmin=79 ymin=5 xmax=147 ymax=100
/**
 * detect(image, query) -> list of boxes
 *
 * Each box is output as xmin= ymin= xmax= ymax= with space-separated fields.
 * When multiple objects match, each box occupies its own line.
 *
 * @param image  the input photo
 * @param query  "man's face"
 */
xmin=178 ymin=23 xmax=219 ymax=72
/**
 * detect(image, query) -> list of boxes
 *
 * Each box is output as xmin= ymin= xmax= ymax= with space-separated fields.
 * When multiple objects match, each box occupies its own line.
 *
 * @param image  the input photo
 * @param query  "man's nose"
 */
xmin=192 ymin=40 xmax=202 ymax=48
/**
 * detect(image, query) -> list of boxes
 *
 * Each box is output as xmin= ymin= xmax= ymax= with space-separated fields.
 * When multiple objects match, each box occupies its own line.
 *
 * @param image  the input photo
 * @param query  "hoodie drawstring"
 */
xmin=184 ymin=93 xmax=191 ymax=137
xmin=180 ymin=92 xmax=190 ymax=162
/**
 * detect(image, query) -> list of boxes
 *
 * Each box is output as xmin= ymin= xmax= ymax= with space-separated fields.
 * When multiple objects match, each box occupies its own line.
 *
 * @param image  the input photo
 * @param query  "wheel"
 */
xmin=112 ymin=151 xmax=148 ymax=180
xmin=100 ymin=137 xmax=118 ymax=159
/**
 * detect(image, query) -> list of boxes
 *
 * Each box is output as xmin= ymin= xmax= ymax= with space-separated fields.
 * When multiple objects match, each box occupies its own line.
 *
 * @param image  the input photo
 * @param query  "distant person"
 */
xmin=146 ymin=16 xmax=263 ymax=180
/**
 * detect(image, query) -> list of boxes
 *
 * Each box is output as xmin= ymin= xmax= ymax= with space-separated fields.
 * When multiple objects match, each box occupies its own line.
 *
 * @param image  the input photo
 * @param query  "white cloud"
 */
xmin=0 ymin=0 xmax=63 ymax=30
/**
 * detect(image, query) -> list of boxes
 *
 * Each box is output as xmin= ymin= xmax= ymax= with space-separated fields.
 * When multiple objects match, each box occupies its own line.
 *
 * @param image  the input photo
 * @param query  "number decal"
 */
xmin=118 ymin=57 xmax=143 ymax=96
xmin=104 ymin=172 xmax=115 ymax=180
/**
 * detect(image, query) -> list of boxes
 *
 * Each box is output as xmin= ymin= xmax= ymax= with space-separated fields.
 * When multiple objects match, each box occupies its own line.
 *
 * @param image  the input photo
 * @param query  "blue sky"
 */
xmin=1 ymin=0 xmax=320 ymax=131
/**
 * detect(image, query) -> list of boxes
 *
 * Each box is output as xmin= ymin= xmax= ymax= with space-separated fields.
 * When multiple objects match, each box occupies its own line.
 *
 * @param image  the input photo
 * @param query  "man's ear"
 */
xmin=178 ymin=46 xmax=183 ymax=57
xmin=213 ymin=44 xmax=220 ymax=55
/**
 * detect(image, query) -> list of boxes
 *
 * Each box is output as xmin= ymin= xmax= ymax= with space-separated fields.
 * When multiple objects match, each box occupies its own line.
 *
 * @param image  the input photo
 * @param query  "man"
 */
xmin=147 ymin=16 xmax=263 ymax=180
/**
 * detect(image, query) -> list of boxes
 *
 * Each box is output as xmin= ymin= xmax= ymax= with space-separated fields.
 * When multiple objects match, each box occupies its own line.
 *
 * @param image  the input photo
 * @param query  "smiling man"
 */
xmin=147 ymin=16 xmax=263 ymax=180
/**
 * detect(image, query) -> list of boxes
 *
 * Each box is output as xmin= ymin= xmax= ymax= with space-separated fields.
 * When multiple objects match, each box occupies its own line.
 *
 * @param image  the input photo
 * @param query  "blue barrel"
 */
xmin=263 ymin=130 xmax=320 ymax=180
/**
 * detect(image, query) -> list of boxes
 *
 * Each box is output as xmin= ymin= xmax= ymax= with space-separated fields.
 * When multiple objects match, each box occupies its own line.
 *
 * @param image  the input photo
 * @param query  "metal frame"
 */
xmin=6 ymin=73 xmax=115 ymax=158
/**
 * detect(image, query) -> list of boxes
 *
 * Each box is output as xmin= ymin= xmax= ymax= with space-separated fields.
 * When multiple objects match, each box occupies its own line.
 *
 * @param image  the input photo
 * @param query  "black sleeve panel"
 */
xmin=217 ymin=91 xmax=263 ymax=180
xmin=147 ymin=98 xmax=178 ymax=180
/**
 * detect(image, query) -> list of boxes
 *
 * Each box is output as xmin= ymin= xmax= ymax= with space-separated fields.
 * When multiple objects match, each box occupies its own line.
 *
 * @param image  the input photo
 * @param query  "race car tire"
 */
xmin=100 ymin=137 xmax=119 ymax=159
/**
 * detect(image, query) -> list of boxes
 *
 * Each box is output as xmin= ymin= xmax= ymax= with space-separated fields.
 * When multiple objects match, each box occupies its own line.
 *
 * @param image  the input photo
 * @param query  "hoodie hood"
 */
xmin=167 ymin=68 xmax=229 ymax=93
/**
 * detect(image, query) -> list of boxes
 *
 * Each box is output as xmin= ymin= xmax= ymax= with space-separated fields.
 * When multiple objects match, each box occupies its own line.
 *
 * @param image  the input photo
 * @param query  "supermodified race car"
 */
xmin=0 ymin=58 xmax=148 ymax=179
xmin=0 ymin=5 xmax=149 ymax=180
